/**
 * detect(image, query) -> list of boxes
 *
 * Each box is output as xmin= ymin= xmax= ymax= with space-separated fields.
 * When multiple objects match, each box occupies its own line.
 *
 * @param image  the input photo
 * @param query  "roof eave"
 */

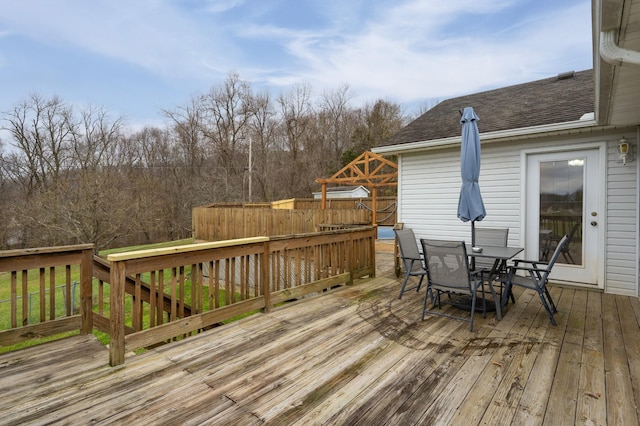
xmin=372 ymin=119 xmax=606 ymax=155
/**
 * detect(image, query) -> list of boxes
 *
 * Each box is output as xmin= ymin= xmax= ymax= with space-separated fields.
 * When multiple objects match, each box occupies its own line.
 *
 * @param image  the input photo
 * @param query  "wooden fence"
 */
xmin=192 ymin=207 xmax=372 ymax=241
xmin=193 ymin=197 xmax=397 ymax=242
xmin=0 ymin=244 xmax=94 ymax=346
xmin=271 ymin=197 xmax=397 ymax=226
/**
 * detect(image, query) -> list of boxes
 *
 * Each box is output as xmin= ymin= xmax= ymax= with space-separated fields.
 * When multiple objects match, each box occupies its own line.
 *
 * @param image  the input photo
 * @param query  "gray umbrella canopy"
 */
xmin=457 ymin=106 xmax=486 ymax=247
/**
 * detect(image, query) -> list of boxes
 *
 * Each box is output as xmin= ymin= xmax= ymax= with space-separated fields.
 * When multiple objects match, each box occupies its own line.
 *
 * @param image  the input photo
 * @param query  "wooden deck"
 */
xmin=2 ymin=249 xmax=640 ymax=425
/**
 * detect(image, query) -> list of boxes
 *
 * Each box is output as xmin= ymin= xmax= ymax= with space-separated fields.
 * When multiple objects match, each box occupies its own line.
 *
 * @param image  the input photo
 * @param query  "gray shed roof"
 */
xmin=380 ymin=69 xmax=594 ymax=147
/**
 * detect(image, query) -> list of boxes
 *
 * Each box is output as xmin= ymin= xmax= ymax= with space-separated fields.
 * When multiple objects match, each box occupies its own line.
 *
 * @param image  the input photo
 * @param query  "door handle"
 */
xmin=590 ymin=221 xmax=597 ymax=226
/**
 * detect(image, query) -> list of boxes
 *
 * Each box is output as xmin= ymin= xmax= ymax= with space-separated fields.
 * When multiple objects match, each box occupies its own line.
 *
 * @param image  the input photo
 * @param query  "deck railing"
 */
xmin=104 ymin=227 xmax=376 ymax=365
xmin=0 ymin=244 xmax=94 ymax=346
xmin=0 ymin=229 xmax=376 ymax=365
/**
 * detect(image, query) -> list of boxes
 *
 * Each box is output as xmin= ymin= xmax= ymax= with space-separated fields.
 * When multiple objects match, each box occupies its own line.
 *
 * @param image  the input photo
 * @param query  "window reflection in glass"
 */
xmin=538 ymin=159 xmax=583 ymax=265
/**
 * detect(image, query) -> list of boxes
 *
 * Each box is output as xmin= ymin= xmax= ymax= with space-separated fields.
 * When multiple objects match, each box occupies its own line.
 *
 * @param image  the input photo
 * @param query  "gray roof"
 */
xmin=380 ymin=69 xmax=594 ymax=147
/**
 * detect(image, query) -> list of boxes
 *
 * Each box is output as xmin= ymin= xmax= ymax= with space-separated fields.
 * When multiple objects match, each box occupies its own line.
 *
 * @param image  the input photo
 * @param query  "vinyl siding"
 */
xmin=605 ymin=136 xmax=638 ymax=295
xmin=395 ymin=130 xmax=638 ymax=296
xmin=398 ymin=144 xmax=522 ymax=247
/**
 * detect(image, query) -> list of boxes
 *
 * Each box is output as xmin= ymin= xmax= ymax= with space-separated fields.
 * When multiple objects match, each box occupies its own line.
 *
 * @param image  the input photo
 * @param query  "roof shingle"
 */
xmin=380 ymin=69 xmax=594 ymax=147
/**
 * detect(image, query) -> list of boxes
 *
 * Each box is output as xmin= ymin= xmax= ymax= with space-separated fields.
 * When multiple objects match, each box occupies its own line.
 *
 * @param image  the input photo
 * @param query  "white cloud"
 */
xmin=0 ymin=0 xmax=593 ymax=122
xmin=0 ymin=0 xmax=235 ymax=79
xmin=259 ymin=0 xmax=592 ymax=106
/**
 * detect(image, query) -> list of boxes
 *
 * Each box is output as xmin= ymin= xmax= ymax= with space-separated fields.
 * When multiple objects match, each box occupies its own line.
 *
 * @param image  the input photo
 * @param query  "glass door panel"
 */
xmin=539 ymin=159 xmax=583 ymax=265
xmin=526 ymin=148 xmax=600 ymax=285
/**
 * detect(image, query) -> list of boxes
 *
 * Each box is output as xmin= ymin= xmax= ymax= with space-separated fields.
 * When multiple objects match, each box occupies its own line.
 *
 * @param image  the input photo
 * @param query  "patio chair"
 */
xmin=394 ymin=228 xmax=428 ymax=299
xmin=472 ymin=227 xmax=509 ymax=272
xmin=501 ymin=234 xmax=569 ymax=326
xmin=471 ymin=227 xmax=510 ymax=304
xmin=420 ymin=239 xmax=483 ymax=331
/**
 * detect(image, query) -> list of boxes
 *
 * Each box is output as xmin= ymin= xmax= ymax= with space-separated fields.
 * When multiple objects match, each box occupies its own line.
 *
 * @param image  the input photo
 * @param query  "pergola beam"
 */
xmin=315 ymin=151 xmax=398 ymax=225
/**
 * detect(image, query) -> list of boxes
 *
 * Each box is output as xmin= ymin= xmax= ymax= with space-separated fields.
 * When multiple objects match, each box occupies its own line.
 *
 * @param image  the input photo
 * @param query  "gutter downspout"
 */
xmin=600 ymin=30 xmax=640 ymax=66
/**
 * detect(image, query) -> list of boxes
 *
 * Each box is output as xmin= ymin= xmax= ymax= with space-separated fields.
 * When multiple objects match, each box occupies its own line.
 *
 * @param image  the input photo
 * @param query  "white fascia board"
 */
xmin=372 ymin=119 xmax=608 ymax=155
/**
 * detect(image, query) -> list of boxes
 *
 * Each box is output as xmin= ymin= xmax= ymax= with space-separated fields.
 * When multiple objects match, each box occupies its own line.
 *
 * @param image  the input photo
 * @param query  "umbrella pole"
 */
xmin=471 ymin=221 xmax=476 ymax=270
xmin=471 ymin=221 xmax=476 ymax=247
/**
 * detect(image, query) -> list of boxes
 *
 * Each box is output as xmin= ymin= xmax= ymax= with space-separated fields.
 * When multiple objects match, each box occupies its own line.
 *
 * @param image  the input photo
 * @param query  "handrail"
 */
xmin=0 ymin=244 xmax=94 ymax=347
xmin=106 ymin=228 xmax=375 ymax=365
xmin=0 ymin=228 xmax=376 ymax=366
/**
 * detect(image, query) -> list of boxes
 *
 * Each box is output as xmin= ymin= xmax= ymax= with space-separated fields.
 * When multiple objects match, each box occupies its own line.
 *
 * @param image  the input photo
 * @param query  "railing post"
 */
xmin=262 ymin=241 xmax=271 ymax=313
xmin=109 ymin=260 xmax=127 ymax=366
xmin=370 ymin=226 xmax=377 ymax=278
xmin=79 ymin=247 xmax=94 ymax=335
xmin=348 ymin=232 xmax=355 ymax=285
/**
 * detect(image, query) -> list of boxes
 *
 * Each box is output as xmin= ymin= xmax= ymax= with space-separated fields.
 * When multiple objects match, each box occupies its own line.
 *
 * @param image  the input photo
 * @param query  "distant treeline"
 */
xmin=0 ymin=72 xmax=407 ymax=251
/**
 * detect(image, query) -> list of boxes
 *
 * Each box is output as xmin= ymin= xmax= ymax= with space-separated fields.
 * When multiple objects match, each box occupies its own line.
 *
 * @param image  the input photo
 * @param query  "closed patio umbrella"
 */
xmin=457 ymin=106 xmax=486 ymax=251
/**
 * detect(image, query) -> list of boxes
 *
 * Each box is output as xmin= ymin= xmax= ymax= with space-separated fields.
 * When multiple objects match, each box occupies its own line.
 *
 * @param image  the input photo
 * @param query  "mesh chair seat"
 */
xmin=394 ymin=228 xmax=428 ymax=299
xmin=420 ymin=239 xmax=483 ymax=331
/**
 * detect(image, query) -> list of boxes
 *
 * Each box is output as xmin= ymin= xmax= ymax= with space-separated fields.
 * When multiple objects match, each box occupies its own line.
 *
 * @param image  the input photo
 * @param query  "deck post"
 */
xmin=370 ymin=226 xmax=377 ymax=278
xmin=262 ymin=240 xmax=271 ymax=313
xmin=79 ymin=247 xmax=94 ymax=335
xmin=109 ymin=260 xmax=127 ymax=366
xmin=371 ymin=186 xmax=378 ymax=225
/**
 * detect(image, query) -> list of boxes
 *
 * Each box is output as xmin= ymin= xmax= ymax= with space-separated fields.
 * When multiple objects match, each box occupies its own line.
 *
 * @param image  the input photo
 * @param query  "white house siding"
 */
xmin=605 ymin=132 xmax=638 ymax=296
xmin=398 ymin=143 xmax=522 ymax=247
xmin=395 ymin=130 xmax=638 ymax=296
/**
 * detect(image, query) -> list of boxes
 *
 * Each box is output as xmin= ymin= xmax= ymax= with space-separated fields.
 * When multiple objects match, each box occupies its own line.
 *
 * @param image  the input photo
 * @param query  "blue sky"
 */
xmin=0 ymin=0 xmax=593 ymax=133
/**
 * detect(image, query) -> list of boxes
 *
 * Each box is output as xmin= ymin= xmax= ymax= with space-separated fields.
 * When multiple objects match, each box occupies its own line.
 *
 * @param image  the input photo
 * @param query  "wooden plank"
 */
xmin=410 ymin=288 xmax=540 ymax=424
xmin=0 ymin=315 xmax=81 ymax=346
xmin=543 ymin=288 xmax=587 ymax=424
xmin=269 ymin=273 xmax=351 ymax=305
xmin=124 ymin=297 xmax=267 ymax=352
xmin=602 ymin=293 xmax=640 ymax=425
xmin=257 ymin=290 xmax=444 ymax=423
xmin=449 ymin=289 xmax=538 ymax=425
xmin=615 ymin=294 xmax=640 ymax=422
xmin=106 ymin=237 xmax=269 ymax=262
xmin=2 ymin=273 xmax=640 ymax=425
xmin=575 ymin=291 xmax=607 ymax=425
xmin=478 ymin=290 xmax=552 ymax=425
xmin=0 ymin=250 xmax=84 ymax=272
xmin=511 ymin=287 xmax=573 ymax=424
xmin=0 ymin=335 xmax=109 ymax=414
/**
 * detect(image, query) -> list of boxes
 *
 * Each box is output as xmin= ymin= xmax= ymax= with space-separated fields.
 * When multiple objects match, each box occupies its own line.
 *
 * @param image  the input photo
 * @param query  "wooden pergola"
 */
xmin=315 ymin=151 xmax=398 ymax=225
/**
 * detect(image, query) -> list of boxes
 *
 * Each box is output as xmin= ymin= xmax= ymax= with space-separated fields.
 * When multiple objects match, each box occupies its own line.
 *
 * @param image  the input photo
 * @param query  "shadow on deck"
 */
xmin=1 ymin=246 xmax=639 ymax=425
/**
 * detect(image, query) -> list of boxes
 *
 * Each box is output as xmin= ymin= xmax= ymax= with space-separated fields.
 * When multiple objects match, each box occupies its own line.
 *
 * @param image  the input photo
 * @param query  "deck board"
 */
xmin=1 ymin=252 xmax=640 ymax=425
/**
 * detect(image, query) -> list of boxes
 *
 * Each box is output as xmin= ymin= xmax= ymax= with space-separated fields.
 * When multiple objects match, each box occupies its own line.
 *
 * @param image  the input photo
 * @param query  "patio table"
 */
xmin=467 ymin=245 xmax=524 ymax=321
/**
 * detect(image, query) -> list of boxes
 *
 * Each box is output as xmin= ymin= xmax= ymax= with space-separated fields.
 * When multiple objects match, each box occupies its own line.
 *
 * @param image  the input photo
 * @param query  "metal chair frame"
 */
xmin=420 ymin=239 xmax=483 ymax=331
xmin=501 ymin=235 xmax=569 ymax=326
xmin=394 ymin=228 xmax=428 ymax=299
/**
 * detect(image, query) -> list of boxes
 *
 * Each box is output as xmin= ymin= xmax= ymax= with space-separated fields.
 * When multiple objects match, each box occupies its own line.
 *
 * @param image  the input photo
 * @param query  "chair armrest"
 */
xmin=512 ymin=259 xmax=549 ymax=268
xmin=509 ymin=265 xmax=548 ymax=274
xmin=399 ymin=255 xmax=422 ymax=261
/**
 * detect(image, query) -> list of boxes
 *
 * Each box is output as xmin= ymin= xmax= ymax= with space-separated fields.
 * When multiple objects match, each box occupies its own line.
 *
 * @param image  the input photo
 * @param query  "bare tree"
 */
xmin=72 ymin=105 xmax=124 ymax=173
xmin=0 ymin=77 xmax=411 ymax=250
xmin=348 ymin=99 xmax=404 ymax=161
xmin=200 ymin=72 xmax=256 ymax=200
xmin=277 ymin=83 xmax=315 ymax=197
xmin=318 ymin=84 xmax=356 ymax=160
xmin=246 ymin=90 xmax=278 ymax=201
xmin=1 ymin=93 xmax=75 ymax=195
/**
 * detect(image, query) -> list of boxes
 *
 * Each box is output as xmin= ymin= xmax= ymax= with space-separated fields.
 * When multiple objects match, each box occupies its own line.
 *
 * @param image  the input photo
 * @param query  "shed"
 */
xmin=312 ymin=185 xmax=371 ymax=199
